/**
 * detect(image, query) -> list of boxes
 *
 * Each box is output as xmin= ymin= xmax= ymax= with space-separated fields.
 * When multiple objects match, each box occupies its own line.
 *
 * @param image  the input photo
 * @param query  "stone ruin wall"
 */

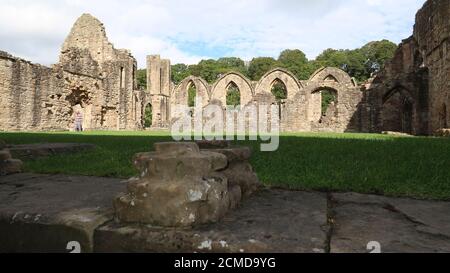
xmin=146 ymin=56 xmax=364 ymax=133
xmin=0 ymin=14 xmax=143 ymax=132
xmin=415 ymin=0 xmax=450 ymax=133
xmin=365 ymin=0 xmax=449 ymax=135
xmin=1 ymin=0 xmax=448 ymax=135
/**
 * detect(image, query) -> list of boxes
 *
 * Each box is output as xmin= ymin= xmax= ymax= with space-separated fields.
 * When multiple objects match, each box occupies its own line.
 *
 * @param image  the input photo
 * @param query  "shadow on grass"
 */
xmin=1 ymin=131 xmax=449 ymax=200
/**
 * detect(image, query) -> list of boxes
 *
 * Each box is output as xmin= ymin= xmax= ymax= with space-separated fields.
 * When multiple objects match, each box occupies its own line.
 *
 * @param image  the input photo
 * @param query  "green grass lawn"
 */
xmin=1 ymin=131 xmax=449 ymax=200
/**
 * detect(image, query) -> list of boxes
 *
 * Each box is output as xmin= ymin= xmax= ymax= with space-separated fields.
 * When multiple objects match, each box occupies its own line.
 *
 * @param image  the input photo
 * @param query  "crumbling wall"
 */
xmin=302 ymin=67 xmax=362 ymax=133
xmin=0 ymin=51 xmax=54 ymax=131
xmin=415 ymin=0 xmax=450 ymax=133
xmin=166 ymin=65 xmax=363 ymax=133
xmin=0 ymin=13 xmax=141 ymax=132
xmin=60 ymin=13 xmax=139 ymax=131
xmin=365 ymin=0 xmax=449 ymax=135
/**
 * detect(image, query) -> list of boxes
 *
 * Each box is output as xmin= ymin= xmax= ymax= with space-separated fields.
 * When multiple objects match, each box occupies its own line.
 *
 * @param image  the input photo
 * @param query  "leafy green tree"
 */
xmin=361 ymin=40 xmax=397 ymax=75
xmin=136 ymin=69 xmax=147 ymax=90
xmin=247 ymin=57 xmax=278 ymax=81
xmin=315 ymin=48 xmax=365 ymax=82
xmin=152 ymin=40 xmax=397 ymax=87
xmin=315 ymin=49 xmax=352 ymax=70
xmin=187 ymin=60 xmax=217 ymax=83
xmin=344 ymin=49 xmax=367 ymax=81
xmin=321 ymin=90 xmax=337 ymax=115
xmin=144 ymin=104 xmax=152 ymax=128
xmin=226 ymin=83 xmax=241 ymax=106
xmin=171 ymin=64 xmax=191 ymax=84
xmin=278 ymin=49 xmax=314 ymax=80
xmin=217 ymin=57 xmax=246 ymax=69
xmin=271 ymin=81 xmax=287 ymax=103
xmin=188 ymin=86 xmax=196 ymax=107
xmin=217 ymin=57 xmax=248 ymax=76
xmin=315 ymin=40 xmax=397 ymax=82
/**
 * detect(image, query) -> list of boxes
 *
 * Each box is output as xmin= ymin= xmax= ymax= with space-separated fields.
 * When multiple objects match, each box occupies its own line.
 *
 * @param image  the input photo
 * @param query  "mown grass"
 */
xmin=1 ymin=131 xmax=449 ymax=200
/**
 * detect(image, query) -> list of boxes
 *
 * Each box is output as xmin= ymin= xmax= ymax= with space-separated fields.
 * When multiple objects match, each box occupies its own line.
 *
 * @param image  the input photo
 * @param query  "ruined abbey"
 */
xmin=0 ymin=0 xmax=448 ymax=135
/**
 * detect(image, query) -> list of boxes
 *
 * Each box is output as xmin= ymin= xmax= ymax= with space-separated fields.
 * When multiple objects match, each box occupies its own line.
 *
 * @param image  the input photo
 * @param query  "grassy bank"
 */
xmin=1 ymin=131 xmax=449 ymax=200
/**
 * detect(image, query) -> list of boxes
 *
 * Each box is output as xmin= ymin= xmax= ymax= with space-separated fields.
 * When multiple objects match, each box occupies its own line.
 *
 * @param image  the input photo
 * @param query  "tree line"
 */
xmin=136 ymin=39 xmax=397 ymax=90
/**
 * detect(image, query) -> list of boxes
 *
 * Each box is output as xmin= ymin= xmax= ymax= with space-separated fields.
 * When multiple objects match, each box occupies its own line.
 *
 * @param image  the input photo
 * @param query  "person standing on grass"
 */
xmin=74 ymin=110 xmax=83 ymax=132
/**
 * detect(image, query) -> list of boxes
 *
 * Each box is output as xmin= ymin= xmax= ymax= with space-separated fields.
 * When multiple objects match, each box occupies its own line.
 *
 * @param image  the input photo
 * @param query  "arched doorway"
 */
xmin=66 ymin=86 xmax=91 ymax=130
xmin=144 ymin=103 xmax=152 ymax=128
xmin=270 ymin=79 xmax=287 ymax=119
xmin=320 ymin=89 xmax=338 ymax=121
xmin=311 ymin=88 xmax=338 ymax=123
xmin=439 ymin=103 xmax=447 ymax=129
xmin=381 ymin=87 xmax=414 ymax=134
xmin=226 ymin=82 xmax=241 ymax=107
xmin=187 ymin=81 xmax=197 ymax=108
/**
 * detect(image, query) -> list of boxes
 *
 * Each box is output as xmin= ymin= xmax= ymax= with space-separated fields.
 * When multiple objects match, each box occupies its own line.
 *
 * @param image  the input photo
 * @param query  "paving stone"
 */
xmin=96 ymin=190 xmax=329 ymax=253
xmin=9 ymin=143 xmax=96 ymax=160
xmin=0 ymin=173 xmax=124 ymax=253
xmin=2 ymin=173 xmax=450 ymax=253
xmin=330 ymin=192 xmax=450 ymax=253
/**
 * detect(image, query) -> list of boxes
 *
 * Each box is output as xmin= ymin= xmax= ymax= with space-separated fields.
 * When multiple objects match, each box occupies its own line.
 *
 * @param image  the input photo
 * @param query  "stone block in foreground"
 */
xmin=196 ymin=140 xmax=262 ymax=198
xmin=0 ymin=173 xmax=124 ymax=253
xmin=330 ymin=192 xmax=450 ymax=253
xmin=0 ymin=143 xmax=23 ymax=176
xmin=114 ymin=142 xmax=235 ymax=227
xmin=96 ymin=190 xmax=329 ymax=253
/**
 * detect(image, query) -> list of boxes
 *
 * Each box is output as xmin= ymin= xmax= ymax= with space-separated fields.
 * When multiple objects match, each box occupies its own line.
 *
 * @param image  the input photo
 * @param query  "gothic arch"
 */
xmin=309 ymin=67 xmax=356 ymax=87
xmin=255 ymin=68 xmax=303 ymax=100
xmin=382 ymin=86 xmax=414 ymax=105
xmin=172 ymin=76 xmax=210 ymax=106
xmin=210 ymin=72 xmax=253 ymax=106
xmin=381 ymin=86 xmax=416 ymax=134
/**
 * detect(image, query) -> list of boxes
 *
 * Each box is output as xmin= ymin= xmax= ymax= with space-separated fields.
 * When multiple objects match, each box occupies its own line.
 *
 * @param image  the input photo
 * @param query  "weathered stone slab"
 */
xmin=96 ymin=190 xmax=329 ymax=253
xmin=0 ymin=144 xmax=23 ymax=176
xmin=0 ymin=159 xmax=23 ymax=176
xmin=8 ymin=143 xmax=96 ymax=160
xmin=434 ymin=129 xmax=450 ymax=137
xmin=208 ymin=147 xmax=252 ymax=163
xmin=0 ymin=150 xmax=12 ymax=161
xmin=196 ymin=140 xmax=231 ymax=149
xmin=330 ymin=192 xmax=450 ymax=253
xmin=198 ymin=142 xmax=262 ymax=198
xmin=381 ymin=131 xmax=413 ymax=137
xmin=115 ymin=142 xmax=235 ymax=227
xmin=0 ymin=173 xmax=124 ymax=253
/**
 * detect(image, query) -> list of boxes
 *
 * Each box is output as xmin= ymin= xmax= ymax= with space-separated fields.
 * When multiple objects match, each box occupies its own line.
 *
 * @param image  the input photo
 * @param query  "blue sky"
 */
xmin=0 ymin=0 xmax=426 ymax=68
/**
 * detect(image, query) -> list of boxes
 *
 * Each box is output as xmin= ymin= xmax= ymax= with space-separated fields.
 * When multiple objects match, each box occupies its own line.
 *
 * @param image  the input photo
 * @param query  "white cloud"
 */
xmin=0 ymin=0 xmax=426 ymax=67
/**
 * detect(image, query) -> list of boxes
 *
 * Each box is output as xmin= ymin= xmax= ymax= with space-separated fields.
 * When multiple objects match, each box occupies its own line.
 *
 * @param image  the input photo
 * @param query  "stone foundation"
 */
xmin=1 ymin=173 xmax=450 ymax=253
xmin=0 ymin=140 xmax=22 ymax=176
xmin=114 ymin=142 xmax=261 ymax=227
xmin=196 ymin=140 xmax=262 ymax=198
xmin=434 ymin=129 xmax=450 ymax=137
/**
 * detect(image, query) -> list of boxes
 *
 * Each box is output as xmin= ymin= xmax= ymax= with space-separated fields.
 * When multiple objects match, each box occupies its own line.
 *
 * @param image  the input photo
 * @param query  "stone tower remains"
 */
xmin=0 ymin=14 xmax=143 ymax=131
xmin=145 ymin=55 xmax=171 ymax=128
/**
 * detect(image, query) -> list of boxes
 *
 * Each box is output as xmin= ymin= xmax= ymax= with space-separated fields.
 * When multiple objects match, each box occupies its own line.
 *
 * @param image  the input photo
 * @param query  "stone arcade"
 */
xmin=1 ymin=0 xmax=448 ymax=135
